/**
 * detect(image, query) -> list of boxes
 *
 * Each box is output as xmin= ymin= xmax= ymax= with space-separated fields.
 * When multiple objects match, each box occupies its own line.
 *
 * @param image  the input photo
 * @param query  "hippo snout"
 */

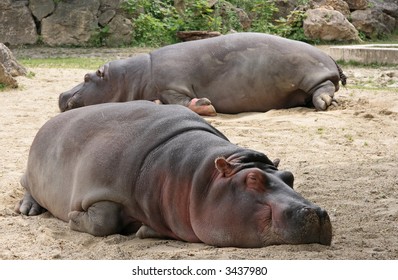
xmin=294 ymin=206 xmax=332 ymax=246
xmin=59 ymin=91 xmax=73 ymax=112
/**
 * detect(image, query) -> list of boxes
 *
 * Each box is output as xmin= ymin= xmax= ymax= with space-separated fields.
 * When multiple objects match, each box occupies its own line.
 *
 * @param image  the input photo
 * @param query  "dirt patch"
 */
xmin=0 ymin=48 xmax=397 ymax=259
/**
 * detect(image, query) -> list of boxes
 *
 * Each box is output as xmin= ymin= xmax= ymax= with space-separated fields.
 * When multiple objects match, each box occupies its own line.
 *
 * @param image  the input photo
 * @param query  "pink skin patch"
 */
xmin=188 ymin=98 xmax=217 ymax=116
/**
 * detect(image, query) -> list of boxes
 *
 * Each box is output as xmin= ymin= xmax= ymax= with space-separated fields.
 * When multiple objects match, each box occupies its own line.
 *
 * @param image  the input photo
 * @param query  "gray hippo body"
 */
xmin=16 ymin=101 xmax=332 ymax=247
xmin=59 ymin=33 xmax=346 ymax=116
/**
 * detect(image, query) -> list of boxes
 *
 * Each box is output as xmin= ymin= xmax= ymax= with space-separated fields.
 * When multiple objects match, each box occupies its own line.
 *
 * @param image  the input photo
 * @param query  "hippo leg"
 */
xmin=68 ymin=201 xmax=126 ymax=236
xmin=311 ymin=80 xmax=338 ymax=111
xmin=159 ymin=90 xmax=217 ymax=116
xmin=15 ymin=192 xmax=47 ymax=216
xmin=136 ymin=224 xmax=168 ymax=239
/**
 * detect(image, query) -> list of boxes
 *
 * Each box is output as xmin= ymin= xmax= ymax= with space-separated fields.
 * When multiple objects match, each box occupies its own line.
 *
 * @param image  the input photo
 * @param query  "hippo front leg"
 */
xmin=68 ymin=201 xmax=127 ymax=236
xmin=311 ymin=80 xmax=338 ymax=111
xmin=159 ymin=90 xmax=217 ymax=116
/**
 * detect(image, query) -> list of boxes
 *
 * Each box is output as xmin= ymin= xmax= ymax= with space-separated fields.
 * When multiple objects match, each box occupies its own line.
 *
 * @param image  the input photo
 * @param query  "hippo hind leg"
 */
xmin=159 ymin=90 xmax=217 ymax=116
xmin=15 ymin=192 xmax=47 ymax=216
xmin=69 ymin=201 xmax=131 ymax=236
xmin=311 ymin=80 xmax=338 ymax=111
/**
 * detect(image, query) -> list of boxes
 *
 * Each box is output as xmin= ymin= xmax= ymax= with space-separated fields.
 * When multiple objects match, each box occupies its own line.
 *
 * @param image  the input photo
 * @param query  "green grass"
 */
xmin=19 ymin=57 xmax=109 ymax=70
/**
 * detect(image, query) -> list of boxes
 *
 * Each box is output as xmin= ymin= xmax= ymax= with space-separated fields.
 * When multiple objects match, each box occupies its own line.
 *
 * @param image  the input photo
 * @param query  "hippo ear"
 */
xmin=215 ymin=157 xmax=235 ymax=177
xmin=273 ymin=158 xmax=280 ymax=168
xmin=96 ymin=64 xmax=109 ymax=79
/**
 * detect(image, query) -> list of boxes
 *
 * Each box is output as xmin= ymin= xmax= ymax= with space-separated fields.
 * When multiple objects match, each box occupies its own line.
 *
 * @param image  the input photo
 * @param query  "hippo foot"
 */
xmin=136 ymin=225 xmax=167 ymax=239
xmin=15 ymin=192 xmax=46 ymax=216
xmin=188 ymin=98 xmax=217 ymax=116
xmin=68 ymin=201 xmax=125 ymax=236
xmin=312 ymin=80 xmax=338 ymax=111
xmin=313 ymin=93 xmax=338 ymax=110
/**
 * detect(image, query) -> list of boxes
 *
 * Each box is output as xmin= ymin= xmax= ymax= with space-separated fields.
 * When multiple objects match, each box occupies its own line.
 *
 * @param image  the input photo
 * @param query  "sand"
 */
xmin=0 ymin=48 xmax=397 ymax=260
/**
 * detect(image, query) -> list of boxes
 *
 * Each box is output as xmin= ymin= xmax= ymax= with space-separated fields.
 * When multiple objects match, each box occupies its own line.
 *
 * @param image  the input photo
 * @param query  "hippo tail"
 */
xmin=330 ymin=56 xmax=347 ymax=87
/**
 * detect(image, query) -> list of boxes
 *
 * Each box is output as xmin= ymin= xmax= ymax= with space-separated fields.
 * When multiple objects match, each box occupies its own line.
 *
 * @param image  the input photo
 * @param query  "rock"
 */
xmin=304 ymin=8 xmax=361 ymax=41
xmin=0 ymin=43 xmax=26 ymax=88
xmin=29 ymin=0 xmax=55 ymax=21
xmin=41 ymin=0 xmax=101 ymax=46
xmin=344 ymin=0 xmax=369 ymax=10
xmin=0 ymin=43 xmax=27 ymax=77
xmin=104 ymin=15 xmax=133 ymax=47
xmin=311 ymin=0 xmax=351 ymax=17
xmin=100 ymin=0 xmax=121 ymax=11
xmin=0 ymin=0 xmax=38 ymax=45
xmin=0 ymin=64 xmax=17 ymax=88
xmin=351 ymin=9 xmax=396 ymax=39
xmin=273 ymin=0 xmax=297 ymax=20
xmin=369 ymin=0 xmax=398 ymax=23
xmin=98 ymin=9 xmax=117 ymax=27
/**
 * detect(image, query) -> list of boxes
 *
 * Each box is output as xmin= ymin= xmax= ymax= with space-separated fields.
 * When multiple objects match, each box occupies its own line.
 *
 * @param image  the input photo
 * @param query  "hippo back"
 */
xmin=23 ymin=101 xmax=228 ymax=221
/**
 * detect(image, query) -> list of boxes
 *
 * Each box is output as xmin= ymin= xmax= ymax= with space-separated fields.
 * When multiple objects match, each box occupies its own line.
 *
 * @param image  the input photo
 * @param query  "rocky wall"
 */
xmin=0 ymin=0 xmax=397 ymax=47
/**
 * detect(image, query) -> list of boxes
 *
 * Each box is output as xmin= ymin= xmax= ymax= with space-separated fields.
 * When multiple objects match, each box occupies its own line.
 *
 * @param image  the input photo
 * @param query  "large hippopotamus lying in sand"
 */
xmin=59 ymin=32 xmax=346 ymax=116
xmin=16 ymin=101 xmax=332 ymax=247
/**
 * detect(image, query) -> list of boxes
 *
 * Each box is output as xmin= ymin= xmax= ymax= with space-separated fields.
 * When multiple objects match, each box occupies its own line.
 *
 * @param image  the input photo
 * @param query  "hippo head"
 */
xmin=59 ymin=63 xmax=116 ymax=112
xmin=191 ymin=152 xmax=332 ymax=248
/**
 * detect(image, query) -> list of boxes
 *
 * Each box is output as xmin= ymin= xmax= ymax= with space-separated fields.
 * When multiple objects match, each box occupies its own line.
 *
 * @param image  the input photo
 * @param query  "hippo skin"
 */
xmin=59 ymin=32 xmax=346 ymax=116
xmin=16 ymin=101 xmax=332 ymax=247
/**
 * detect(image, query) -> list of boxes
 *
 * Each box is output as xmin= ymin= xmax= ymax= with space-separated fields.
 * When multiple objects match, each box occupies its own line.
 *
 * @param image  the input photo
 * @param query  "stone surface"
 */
xmin=98 ymin=9 xmax=117 ymax=27
xmin=312 ymin=0 xmax=351 ymax=17
xmin=344 ymin=0 xmax=369 ymax=10
xmin=0 ymin=43 xmax=27 ymax=77
xmin=29 ymin=0 xmax=55 ymax=21
xmin=351 ymin=9 xmax=396 ymax=39
xmin=304 ymin=8 xmax=361 ymax=41
xmin=41 ymin=0 xmax=101 ymax=46
xmin=104 ymin=15 xmax=133 ymax=47
xmin=369 ymin=0 xmax=398 ymax=24
xmin=0 ymin=43 xmax=26 ymax=88
xmin=0 ymin=1 xmax=38 ymax=45
xmin=329 ymin=44 xmax=398 ymax=64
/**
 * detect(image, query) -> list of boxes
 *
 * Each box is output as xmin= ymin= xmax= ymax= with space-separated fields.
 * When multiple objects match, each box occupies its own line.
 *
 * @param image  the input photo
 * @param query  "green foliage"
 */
xmin=178 ymin=0 xmax=222 ymax=31
xmin=0 ymin=83 xmax=6 ymax=91
xmin=122 ymin=0 xmax=180 ymax=46
xmin=274 ymin=10 xmax=309 ymax=42
xmin=247 ymin=0 xmax=279 ymax=33
xmin=89 ymin=25 xmax=110 ymax=47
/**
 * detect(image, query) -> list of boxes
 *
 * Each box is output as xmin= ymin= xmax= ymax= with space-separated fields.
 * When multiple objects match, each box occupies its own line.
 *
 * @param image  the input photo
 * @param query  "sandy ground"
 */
xmin=0 ymin=48 xmax=397 ymax=260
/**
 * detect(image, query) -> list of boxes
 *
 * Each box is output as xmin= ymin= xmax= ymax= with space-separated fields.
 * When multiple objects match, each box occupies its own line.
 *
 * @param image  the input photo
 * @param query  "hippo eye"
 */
xmin=246 ymin=172 xmax=265 ymax=192
xmin=84 ymin=74 xmax=90 ymax=83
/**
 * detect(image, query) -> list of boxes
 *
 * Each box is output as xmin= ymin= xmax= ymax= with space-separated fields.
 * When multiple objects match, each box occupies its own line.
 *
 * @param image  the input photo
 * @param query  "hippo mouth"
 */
xmin=59 ymin=85 xmax=83 ymax=112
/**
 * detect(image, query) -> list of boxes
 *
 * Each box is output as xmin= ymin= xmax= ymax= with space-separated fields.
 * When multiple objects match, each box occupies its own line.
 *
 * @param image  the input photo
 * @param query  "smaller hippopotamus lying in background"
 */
xmin=59 ymin=32 xmax=346 ymax=116
xmin=16 ymin=101 xmax=332 ymax=247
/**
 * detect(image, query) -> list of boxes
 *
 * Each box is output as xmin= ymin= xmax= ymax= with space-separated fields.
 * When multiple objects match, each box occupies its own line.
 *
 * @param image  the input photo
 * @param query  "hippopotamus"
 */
xmin=16 ymin=101 xmax=332 ymax=247
xmin=59 ymin=32 xmax=346 ymax=116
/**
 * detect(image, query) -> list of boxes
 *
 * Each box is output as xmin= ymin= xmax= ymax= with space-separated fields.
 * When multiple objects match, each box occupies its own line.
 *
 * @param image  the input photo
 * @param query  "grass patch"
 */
xmin=0 ymin=83 xmax=6 ymax=91
xmin=20 ymin=57 xmax=108 ymax=70
xmin=336 ymin=59 xmax=398 ymax=68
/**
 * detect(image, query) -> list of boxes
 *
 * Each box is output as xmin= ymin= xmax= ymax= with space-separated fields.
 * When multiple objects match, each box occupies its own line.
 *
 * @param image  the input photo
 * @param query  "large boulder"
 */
xmin=311 ymin=0 xmax=351 ymax=17
xmin=103 ymin=15 xmax=134 ymax=47
xmin=0 ymin=43 xmax=27 ymax=88
xmin=0 ymin=0 xmax=38 ymax=45
xmin=344 ymin=0 xmax=369 ymax=10
xmin=41 ymin=0 xmax=101 ymax=46
xmin=369 ymin=0 xmax=398 ymax=25
xmin=29 ymin=0 xmax=55 ymax=21
xmin=351 ymin=9 xmax=396 ymax=38
xmin=303 ymin=8 xmax=361 ymax=41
